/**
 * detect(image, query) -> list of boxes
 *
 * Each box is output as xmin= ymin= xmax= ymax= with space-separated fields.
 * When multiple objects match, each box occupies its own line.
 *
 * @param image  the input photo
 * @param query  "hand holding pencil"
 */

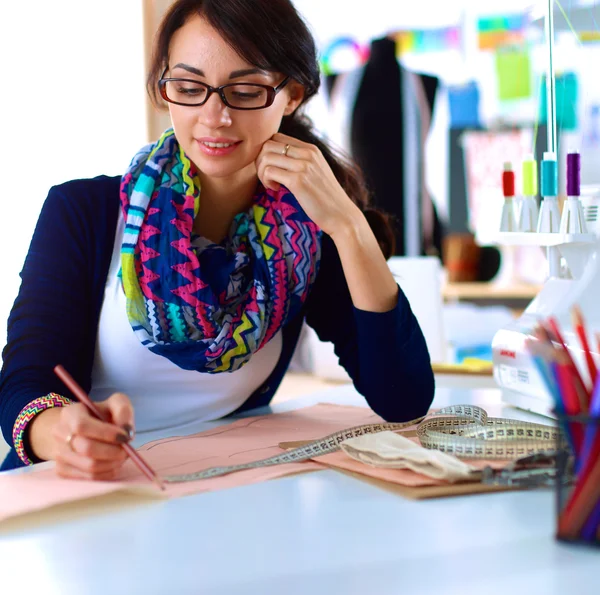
xmin=50 ymin=365 xmax=164 ymax=490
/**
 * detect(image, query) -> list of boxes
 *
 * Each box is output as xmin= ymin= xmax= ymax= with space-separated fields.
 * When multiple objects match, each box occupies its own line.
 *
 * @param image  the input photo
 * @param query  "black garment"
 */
xmin=349 ymin=37 xmax=441 ymax=256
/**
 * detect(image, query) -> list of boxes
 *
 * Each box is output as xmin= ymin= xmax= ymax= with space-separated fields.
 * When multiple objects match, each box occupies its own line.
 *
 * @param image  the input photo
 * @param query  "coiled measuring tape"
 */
xmin=416 ymin=405 xmax=562 ymax=460
xmin=164 ymin=405 xmax=561 ymax=483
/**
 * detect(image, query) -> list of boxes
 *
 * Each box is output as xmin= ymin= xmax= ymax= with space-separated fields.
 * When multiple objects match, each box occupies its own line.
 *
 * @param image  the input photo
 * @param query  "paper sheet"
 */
xmin=0 ymin=403 xmax=398 ymax=523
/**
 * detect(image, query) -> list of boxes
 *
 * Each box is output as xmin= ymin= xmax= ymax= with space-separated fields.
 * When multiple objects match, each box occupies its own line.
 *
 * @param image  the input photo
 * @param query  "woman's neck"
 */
xmin=194 ymin=164 xmax=258 ymax=243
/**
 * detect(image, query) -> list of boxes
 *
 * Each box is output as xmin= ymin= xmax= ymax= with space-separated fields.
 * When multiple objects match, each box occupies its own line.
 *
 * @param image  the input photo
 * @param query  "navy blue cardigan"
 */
xmin=0 ymin=176 xmax=434 ymax=470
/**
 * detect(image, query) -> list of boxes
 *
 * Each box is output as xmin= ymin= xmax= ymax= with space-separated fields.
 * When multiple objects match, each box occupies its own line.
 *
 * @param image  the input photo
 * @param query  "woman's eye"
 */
xmin=232 ymin=92 xmax=261 ymax=100
xmin=177 ymin=86 xmax=203 ymax=96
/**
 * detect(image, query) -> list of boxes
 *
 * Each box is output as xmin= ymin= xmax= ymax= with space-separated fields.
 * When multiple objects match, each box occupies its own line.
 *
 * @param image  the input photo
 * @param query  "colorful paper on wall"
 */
xmin=539 ymin=72 xmax=579 ymax=131
xmin=395 ymin=28 xmax=461 ymax=56
xmin=478 ymin=14 xmax=526 ymax=50
xmin=448 ymin=82 xmax=481 ymax=129
xmin=460 ymin=129 xmax=533 ymax=241
xmin=495 ymin=50 xmax=532 ymax=101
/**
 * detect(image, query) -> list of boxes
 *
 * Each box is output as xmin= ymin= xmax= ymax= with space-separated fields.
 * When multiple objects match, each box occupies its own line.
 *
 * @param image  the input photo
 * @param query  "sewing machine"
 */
xmin=492 ymin=194 xmax=600 ymax=417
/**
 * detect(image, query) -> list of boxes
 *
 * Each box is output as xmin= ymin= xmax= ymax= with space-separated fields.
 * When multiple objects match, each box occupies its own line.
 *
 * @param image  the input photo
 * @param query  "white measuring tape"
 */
xmin=417 ymin=405 xmax=562 ymax=460
xmin=164 ymin=418 xmax=423 ymax=483
xmin=164 ymin=405 xmax=561 ymax=483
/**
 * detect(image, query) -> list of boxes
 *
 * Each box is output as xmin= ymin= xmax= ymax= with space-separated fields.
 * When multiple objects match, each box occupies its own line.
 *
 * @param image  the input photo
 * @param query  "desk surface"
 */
xmin=0 ymin=385 xmax=598 ymax=595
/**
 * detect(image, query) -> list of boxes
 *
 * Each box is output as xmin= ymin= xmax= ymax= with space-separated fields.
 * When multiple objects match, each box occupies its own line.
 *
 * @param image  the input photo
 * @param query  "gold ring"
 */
xmin=66 ymin=433 xmax=75 ymax=452
xmin=282 ymin=144 xmax=291 ymax=157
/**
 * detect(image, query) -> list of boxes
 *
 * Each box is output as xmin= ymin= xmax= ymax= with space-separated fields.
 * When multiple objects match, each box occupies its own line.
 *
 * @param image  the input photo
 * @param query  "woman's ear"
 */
xmin=283 ymin=81 xmax=305 ymax=116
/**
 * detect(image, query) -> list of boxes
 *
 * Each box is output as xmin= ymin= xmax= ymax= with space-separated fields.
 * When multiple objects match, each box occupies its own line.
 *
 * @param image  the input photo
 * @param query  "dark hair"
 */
xmin=147 ymin=0 xmax=395 ymax=257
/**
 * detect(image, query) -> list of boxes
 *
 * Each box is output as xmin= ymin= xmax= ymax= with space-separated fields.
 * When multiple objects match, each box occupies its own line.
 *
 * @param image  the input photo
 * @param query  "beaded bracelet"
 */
xmin=12 ymin=393 xmax=74 ymax=465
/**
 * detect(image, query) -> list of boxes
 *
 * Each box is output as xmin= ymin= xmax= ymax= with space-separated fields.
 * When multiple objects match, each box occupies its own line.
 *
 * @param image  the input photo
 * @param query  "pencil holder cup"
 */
xmin=555 ymin=414 xmax=600 ymax=547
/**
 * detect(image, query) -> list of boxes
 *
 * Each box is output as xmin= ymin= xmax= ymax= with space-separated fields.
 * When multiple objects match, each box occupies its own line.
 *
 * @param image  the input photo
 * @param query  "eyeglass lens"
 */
xmin=164 ymin=81 xmax=270 ymax=108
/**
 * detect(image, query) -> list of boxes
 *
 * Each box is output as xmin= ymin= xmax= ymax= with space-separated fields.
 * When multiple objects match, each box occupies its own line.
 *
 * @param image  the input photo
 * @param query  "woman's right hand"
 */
xmin=30 ymin=392 xmax=135 ymax=480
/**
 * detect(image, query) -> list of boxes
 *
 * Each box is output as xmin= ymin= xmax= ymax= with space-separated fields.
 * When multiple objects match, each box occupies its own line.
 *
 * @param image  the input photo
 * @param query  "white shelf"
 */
xmin=494 ymin=232 xmax=596 ymax=247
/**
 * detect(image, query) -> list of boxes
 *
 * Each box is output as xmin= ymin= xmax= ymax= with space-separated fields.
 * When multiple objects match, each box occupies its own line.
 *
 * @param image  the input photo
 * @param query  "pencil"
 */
xmin=547 ymin=317 xmax=589 ymax=412
xmin=572 ymin=306 xmax=597 ymax=397
xmin=581 ymin=377 xmax=600 ymax=474
xmin=53 ymin=365 xmax=165 ymax=491
xmin=554 ymin=352 xmax=584 ymax=456
xmin=581 ymin=494 xmax=600 ymax=541
xmin=525 ymin=335 xmax=561 ymax=404
xmin=558 ymin=448 xmax=600 ymax=539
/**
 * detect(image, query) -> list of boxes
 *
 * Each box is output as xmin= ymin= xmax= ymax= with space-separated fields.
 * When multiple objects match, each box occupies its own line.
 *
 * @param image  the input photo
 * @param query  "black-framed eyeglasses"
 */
xmin=158 ymin=68 xmax=290 ymax=110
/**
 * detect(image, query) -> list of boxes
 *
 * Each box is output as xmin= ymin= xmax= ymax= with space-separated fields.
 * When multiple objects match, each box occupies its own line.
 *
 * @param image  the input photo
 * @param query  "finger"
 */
xmin=259 ymin=165 xmax=294 ymax=192
xmin=55 ymin=458 xmax=122 ymax=482
xmin=64 ymin=433 xmax=129 ymax=462
xmin=61 ymin=403 xmax=130 ymax=445
xmin=56 ymin=444 xmax=125 ymax=476
xmin=104 ymin=393 xmax=135 ymax=438
xmin=262 ymin=139 xmax=309 ymax=161
xmin=261 ymin=152 xmax=307 ymax=173
xmin=271 ymin=132 xmax=310 ymax=149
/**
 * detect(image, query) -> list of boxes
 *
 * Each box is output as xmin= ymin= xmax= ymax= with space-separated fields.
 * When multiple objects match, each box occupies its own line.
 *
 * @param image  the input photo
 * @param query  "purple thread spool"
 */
xmin=567 ymin=152 xmax=581 ymax=197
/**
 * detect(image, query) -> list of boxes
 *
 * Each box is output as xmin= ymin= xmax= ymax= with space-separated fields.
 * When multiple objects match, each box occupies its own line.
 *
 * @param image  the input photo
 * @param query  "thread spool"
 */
xmin=500 ymin=162 xmax=517 ymax=232
xmin=520 ymin=154 xmax=539 ymax=232
xmin=541 ymin=151 xmax=558 ymax=198
xmin=538 ymin=152 xmax=560 ymax=233
xmin=523 ymin=155 xmax=538 ymax=197
xmin=502 ymin=162 xmax=515 ymax=197
xmin=561 ymin=151 xmax=586 ymax=234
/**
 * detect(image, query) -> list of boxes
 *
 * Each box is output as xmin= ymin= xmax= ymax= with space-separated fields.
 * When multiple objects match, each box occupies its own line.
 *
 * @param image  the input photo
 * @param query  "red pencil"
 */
xmin=54 ymin=365 xmax=165 ymax=491
xmin=547 ymin=317 xmax=589 ymax=412
xmin=554 ymin=352 xmax=584 ymax=455
xmin=572 ymin=306 xmax=597 ymax=401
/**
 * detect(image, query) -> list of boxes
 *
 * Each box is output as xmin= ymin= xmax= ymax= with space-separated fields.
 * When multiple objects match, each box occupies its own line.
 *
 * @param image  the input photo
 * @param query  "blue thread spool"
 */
xmin=541 ymin=152 xmax=558 ymax=198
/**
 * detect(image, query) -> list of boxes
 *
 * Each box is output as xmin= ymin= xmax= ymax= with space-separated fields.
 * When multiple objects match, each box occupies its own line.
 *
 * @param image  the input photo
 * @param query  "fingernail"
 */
xmin=116 ymin=433 xmax=129 ymax=444
xmin=123 ymin=424 xmax=135 ymax=440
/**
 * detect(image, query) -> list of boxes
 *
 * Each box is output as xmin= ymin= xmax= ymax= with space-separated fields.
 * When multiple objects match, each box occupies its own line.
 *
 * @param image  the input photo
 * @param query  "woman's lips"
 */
xmin=196 ymin=139 xmax=242 ymax=156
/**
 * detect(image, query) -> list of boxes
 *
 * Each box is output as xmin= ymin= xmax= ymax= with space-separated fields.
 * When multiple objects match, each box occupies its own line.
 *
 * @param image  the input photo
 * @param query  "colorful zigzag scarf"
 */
xmin=119 ymin=129 xmax=321 ymax=373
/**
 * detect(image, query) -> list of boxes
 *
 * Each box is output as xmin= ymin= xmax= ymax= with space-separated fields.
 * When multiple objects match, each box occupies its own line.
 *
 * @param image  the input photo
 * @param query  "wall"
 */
xmin=0 ymin=1 xmax=147 ymax=357
xmin=0 ymin=1 xmax=147 ymax=456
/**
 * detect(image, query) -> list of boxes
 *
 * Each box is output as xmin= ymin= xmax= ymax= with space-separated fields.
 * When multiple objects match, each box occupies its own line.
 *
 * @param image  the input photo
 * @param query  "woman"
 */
xmin=0 ymin=0 xmax=434 ymax=476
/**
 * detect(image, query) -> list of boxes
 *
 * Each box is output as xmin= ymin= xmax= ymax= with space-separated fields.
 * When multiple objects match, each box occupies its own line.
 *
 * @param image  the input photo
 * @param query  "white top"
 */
xmin=90 ymin=212 xmax=282 ymax=433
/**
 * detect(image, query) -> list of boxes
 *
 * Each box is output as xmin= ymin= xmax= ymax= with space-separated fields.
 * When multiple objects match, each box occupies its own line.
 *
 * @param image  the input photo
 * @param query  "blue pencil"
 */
xmin=580 ymin=377 xmax=600 ymax=474
xmin=581 ymin=495 xmax=600 ymax=541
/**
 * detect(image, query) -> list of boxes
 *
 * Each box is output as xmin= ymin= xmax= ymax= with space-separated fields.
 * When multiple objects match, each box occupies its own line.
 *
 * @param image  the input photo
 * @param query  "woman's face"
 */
xmin=166 ymin=14 xmax=303 ymax=180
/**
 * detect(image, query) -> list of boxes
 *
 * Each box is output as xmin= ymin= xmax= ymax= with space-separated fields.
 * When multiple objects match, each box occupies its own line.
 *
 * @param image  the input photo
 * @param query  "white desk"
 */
xmin=0 ymin=385 xmax=598 ymax=595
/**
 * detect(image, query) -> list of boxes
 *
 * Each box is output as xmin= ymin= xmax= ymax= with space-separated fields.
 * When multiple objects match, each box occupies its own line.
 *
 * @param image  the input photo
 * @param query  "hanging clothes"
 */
xmin=325 ymin=37 xmax=442 ymax=257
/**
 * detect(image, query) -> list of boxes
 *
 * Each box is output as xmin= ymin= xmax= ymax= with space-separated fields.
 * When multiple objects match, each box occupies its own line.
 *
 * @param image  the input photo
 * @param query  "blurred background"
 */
xmin=1 ymin=0 xmax=599 ymax=411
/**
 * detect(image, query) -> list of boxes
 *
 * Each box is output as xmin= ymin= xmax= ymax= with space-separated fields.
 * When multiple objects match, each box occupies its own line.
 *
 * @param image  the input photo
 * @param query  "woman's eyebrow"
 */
xmin=171 ymin=63 xmax=269 ymax=79
xmin=228 ymin=68 xmax=269 ymax=79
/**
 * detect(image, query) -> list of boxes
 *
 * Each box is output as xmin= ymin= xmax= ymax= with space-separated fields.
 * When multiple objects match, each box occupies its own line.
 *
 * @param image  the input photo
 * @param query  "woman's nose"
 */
xmin=197 ymin=91 xmax=232 ymax=128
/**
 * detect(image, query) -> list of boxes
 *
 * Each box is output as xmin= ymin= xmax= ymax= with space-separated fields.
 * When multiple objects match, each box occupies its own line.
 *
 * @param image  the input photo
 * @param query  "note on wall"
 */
xmin=539 ymin=72 xmax=579 ymax=131
xmin=495 ymin=50 xmax=532 ymax=101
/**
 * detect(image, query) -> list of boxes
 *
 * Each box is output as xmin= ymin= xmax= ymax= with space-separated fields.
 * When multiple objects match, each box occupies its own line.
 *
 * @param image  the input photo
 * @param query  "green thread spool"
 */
xmin=522 ymin=154 xmax=538 ymax=197
xmin=541 ymin=152 xmax=558 ymax=197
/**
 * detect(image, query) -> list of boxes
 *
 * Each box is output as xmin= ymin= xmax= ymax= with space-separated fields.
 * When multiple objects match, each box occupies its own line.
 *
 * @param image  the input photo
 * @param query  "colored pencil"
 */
xmin=581 ymin=378 xmax=600 ymax=471
xmin=554 ymin=352 xmax=584 ymax=456
xmin=546 ymin=317 xmax=589 ymax=412
xmin=572 ymin=306 xmax=597 ymax=390
xmin=581 ymin=494 xmax=600 ymax=540
xmin=54 ymin=365 xmax=165 ymax=491
xmin=558 ymin=447 xmax=600 ymax=539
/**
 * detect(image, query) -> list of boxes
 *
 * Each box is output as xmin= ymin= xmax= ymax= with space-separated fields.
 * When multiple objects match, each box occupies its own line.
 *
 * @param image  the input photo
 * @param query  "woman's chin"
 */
xmin=191 ymin=155 xmax=257 ymax=180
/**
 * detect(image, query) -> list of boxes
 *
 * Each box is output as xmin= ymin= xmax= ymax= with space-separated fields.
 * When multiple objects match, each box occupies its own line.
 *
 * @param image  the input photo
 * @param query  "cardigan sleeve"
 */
xmin=0 ymin=185 xmax=99 ymax=449
xmin=304 ymin=234 xmax=435 ymax=422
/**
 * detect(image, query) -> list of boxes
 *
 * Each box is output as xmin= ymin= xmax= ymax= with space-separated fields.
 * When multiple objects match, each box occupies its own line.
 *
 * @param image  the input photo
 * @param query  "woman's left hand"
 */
xmin=255 ymin=132 xmax=362 ymax=236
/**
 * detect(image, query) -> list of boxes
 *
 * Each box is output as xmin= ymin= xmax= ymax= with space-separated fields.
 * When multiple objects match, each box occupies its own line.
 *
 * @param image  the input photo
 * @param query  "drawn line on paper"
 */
xmin=144 ymin=417 xmax=266 ymax=451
